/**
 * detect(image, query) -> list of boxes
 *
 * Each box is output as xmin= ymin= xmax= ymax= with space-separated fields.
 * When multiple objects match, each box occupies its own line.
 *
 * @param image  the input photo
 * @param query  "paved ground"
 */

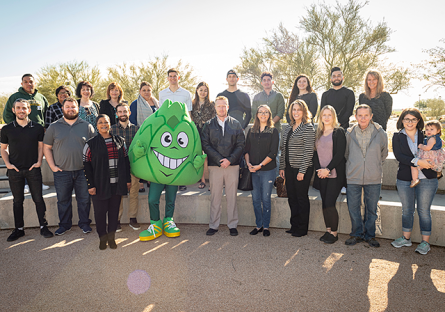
xmin=1 ymin=224 xmax=444 ymax=312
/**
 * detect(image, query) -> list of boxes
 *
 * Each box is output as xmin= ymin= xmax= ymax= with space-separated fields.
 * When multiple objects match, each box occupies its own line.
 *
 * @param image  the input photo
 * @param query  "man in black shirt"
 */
xmin=320 ymin=67 xmax=355 ymax=130
xmin=217 ymin=69 xmax=251 ymax=129
xmin=1 ymin=99 xmax=53 ymax=241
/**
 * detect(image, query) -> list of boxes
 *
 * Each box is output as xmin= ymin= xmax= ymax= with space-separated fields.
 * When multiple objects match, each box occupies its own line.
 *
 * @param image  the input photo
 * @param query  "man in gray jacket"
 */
xmin=344 ymin=104 xmax=388 ymax=247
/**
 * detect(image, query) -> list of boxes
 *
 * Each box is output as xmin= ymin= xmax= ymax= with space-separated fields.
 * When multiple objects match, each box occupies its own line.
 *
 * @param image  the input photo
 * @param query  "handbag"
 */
xmin=238 ymin=157 xmax=253 ymax=191
xmin=275 ymin=176 xmax=288 ymax=198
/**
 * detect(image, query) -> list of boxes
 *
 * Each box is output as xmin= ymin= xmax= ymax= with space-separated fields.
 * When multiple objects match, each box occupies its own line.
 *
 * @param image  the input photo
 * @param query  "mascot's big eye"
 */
xmin=177 ymin=132 xmax=188 ymax=148
xmin=161 ymin=132 xmax=172 ymax=147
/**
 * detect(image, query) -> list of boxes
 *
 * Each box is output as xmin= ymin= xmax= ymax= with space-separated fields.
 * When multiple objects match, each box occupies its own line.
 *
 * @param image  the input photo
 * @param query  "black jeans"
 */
xmin=285 ymin=166 xmax=314 ymax=235
xmin=8 ymin=167 xmax=47 ymax=229
xmin=318 ymin=177 xmax=342 ymax=232
xmin=92 ymin=194 xmax=121 ymax=238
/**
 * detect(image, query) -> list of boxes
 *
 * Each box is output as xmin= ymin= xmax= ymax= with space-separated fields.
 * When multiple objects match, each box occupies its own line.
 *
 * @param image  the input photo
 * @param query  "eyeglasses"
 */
xmin=258 ymin=111 xmax=270 ymax=115
xmin=403 ymin=118 xmax=418 ymax=124
xmin=59 ymin=91 xmax=70 ymax=95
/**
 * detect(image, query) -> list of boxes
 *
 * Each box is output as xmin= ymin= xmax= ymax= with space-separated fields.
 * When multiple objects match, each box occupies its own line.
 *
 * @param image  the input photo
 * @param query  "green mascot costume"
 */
xmin=129 ymin=100 xmax=206 ymax=241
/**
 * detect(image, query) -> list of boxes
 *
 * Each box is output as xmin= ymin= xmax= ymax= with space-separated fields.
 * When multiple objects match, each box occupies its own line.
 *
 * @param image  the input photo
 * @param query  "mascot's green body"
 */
xmin=129 ymin=100 xmax=206 ymax=242
xmin=129 ymin=100 xmax=206 ymax=185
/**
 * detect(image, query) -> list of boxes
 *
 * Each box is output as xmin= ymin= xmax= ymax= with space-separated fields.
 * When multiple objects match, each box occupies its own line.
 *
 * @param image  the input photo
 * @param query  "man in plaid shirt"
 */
xmin=110 ymin=102 xmax=140 ymax=231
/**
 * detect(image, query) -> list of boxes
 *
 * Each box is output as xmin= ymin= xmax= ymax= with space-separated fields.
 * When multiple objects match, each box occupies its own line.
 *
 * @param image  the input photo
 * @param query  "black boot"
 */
xmin=99 ymin=235 xmax=108 ymax=250
xmin=108 ymin=232 xmax=117 ymax=249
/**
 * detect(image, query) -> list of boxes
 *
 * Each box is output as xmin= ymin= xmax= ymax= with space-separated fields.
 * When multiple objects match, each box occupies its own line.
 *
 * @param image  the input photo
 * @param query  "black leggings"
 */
xmin=92 ymin=194 xmax=121 ymax=238
xmin=285 ymin=166 xmax=314 ymax=235
xmin=318 ymin=177 xmax=342 ymax=232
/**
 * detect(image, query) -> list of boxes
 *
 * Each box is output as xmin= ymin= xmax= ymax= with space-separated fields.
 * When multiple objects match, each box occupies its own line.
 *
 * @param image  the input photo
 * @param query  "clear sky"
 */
xmin=0 ymin=0 xmax=444 ymax=108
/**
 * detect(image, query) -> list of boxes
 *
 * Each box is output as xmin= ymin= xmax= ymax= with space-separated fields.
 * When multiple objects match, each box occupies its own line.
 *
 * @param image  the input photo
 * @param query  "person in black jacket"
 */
xmin=83 ymin=114 xmax=131 ymax=250
xmin=201 ymin=96 xmax=245 ymax=236
xmin=391 ymin=108 xmax=437 ymax=255
xmin=313 ymin=105 xmax=346 ymax=244
xmin=285 ymin=74 xmax=318 ymax=123
xmin=99 ymin=82 xmax=126 ymax=126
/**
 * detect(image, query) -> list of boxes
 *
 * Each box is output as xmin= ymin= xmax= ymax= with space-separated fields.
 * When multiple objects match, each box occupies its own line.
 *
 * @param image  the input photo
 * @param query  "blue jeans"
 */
xmin=346 ymin=184 xmax=381 ymax=240
xmin=53 ymin=170 xmax=91 ymax=229
xmin=251 ymin=169 xmax=276 ymax=229
xmin=397 ymin=178 xmax=438 ymax=236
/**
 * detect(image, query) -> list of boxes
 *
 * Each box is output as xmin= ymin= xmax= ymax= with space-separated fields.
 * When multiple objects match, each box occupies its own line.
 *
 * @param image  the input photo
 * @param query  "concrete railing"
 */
xmin=1 ymin=185 xmax=444 ymax=246
xmin=38 ymin=152 xmax=445 ymax=192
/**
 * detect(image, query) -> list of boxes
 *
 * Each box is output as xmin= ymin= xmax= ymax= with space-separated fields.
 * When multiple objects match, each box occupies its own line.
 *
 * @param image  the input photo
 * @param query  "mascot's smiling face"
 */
xmin=150 ymin=116 xmax=192 ymax=177
xmin=128 ymin=99 xmax=205 ymax=185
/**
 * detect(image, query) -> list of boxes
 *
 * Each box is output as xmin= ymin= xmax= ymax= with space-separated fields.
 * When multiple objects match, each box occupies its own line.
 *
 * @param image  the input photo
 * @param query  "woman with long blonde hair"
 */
xmin=358 ymin=70 xmax=392 ymax=130
xmin=245 ymin=105 xmax=279 ymax=236
xmin=313 ymin=105 xmax=346 ymax=244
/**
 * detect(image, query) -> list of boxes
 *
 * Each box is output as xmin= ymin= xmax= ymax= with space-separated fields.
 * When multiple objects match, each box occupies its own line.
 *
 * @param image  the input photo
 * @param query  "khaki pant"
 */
xmin=208 ymin=165 xmax=239 ymax=229
xmin=118 ymin=173 xmax=140 ymax=220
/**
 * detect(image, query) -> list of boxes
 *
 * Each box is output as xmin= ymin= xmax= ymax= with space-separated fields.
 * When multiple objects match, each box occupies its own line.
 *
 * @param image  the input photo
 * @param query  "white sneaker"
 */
xmin=24 ymin=185 xmax=30 ymax=194
xmin=341 ymin=187 xmax=347 ymax=195
xmin=42 ymin=184 xmax=49 ymax=190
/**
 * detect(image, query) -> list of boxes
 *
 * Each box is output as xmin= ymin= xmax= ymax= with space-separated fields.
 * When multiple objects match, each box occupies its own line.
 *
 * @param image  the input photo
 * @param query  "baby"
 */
xmin=411 ymin=120 xmax=445 ymax=187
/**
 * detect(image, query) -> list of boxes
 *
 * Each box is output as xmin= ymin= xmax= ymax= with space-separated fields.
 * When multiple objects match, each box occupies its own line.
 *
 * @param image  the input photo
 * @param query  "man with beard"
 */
xmin=320 ymin=67 xmax=355 ymax=130
xmin=1 ymin=99 xmax=53 ymax=241
xmin=43 ymin=97 xmax=96 ymax=235
xmin=217 ymin=69 xmax=251 ymax=130
xmin=110 ymin=103 xmax=140 ymax=232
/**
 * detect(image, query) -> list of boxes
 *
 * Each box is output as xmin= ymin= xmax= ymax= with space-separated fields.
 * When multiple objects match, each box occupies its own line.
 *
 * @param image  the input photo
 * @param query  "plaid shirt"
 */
xmin=45 ymin=102 xmax=64 ymax=128
xmin=110 ymin=121 xmax=139 ymax=147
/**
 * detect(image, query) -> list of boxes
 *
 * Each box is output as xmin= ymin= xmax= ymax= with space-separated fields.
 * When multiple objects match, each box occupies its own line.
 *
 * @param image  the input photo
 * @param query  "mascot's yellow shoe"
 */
xmin=139 ymin=220 xmax=163 ymax=241
xmin=163 ymin=217 xmax=180 ymax=238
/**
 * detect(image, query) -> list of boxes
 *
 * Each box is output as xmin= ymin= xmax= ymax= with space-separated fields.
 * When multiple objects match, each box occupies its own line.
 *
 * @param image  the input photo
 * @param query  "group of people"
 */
xmin=2 ymin=66 xmax=442 ymax=255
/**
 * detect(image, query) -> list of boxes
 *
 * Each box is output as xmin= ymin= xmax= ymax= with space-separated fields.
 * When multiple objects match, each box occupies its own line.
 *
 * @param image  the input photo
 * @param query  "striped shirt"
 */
xmin=279 ymin=122 xmax=315 ymax=174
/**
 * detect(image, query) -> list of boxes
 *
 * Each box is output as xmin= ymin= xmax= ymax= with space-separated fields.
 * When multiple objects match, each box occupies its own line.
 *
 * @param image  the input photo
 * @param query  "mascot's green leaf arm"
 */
xmin=129 ymin=100 xmax=206 ymax=186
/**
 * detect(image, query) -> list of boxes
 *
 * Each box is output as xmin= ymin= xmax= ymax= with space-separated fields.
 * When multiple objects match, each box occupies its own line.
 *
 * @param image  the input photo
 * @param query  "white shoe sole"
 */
xmin=415 ymin=247 xmax=430 ymax=255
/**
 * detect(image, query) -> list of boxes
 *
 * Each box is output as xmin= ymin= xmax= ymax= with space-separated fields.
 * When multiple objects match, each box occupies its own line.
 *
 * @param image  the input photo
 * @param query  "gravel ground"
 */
xmin=1 ymin=224 xmax=444 ymax=312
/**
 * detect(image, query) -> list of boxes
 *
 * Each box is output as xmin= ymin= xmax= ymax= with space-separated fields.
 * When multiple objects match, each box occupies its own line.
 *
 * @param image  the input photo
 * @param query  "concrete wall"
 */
xmin=1 ymin=187 xmax=444 ymax=247
xmin=40 ymin=153 xmax=445 ymax=192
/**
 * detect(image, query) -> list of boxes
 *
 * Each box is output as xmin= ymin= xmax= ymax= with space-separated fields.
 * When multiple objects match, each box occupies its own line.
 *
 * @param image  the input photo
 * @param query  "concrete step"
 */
xmin=0 ymin=183 xmax=444 ymax=246
xmin=0 ymin=176 xmax=9 ymax=189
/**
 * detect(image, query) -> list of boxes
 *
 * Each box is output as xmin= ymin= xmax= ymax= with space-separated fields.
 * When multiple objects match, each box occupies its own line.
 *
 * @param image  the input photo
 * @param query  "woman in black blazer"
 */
xmin=99 ymin=82 xmax=126 ymax=125
xmin=391 ymin=108 xmax=437 ymax=255
xmin=313 ymin=105 xmax=346 ymax=244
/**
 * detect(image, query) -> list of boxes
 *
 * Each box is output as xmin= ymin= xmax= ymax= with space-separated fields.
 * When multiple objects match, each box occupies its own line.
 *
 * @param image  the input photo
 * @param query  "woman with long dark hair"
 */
xmin=83 ymin=114 xmax=131 ymax=250
xmin=286 ymin=74 xmax=318 ymax=123
xmin=245 ymin=105 xmax=279 ymax=236
xmin=313 ymin=105 xmax=346 ymax=244
xmin=279 ymin=100 xmax=315 ymax=237
xmin=190 ymin=82 xmax=216 ymax=189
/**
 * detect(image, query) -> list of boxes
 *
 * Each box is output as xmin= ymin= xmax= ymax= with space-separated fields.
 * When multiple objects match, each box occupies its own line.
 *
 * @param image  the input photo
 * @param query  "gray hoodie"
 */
xmin=345 ymin=122 xmax=388 ymax=185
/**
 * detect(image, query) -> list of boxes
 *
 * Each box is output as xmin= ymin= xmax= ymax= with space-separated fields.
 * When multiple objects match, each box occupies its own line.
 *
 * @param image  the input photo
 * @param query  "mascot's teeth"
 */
xmin=153 ymin=150 xmax=187 ymax=170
